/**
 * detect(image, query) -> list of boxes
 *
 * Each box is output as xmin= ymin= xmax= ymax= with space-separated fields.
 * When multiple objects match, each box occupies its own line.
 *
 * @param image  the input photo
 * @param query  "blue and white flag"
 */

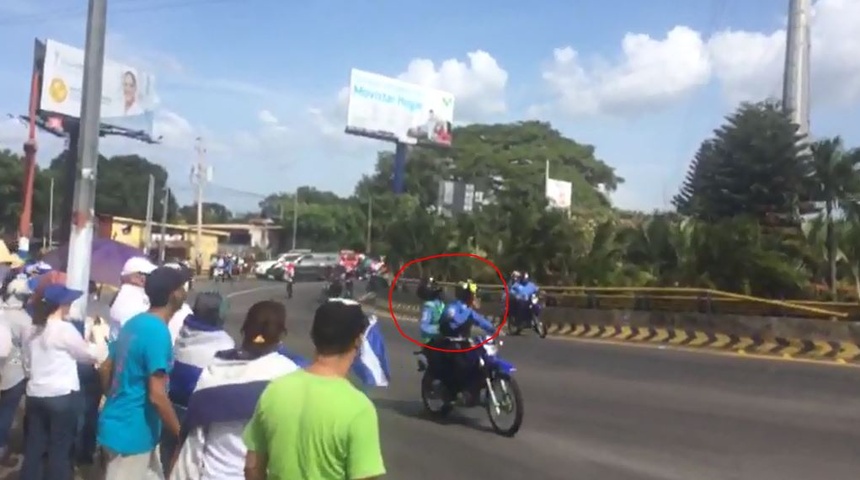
xmin=351 ymin=314 xmax=390 ymax=387
xmin=170 ymin=317 xmax=236 ymax=407
xmin=172 ymin=350 xmax=300 ymax=480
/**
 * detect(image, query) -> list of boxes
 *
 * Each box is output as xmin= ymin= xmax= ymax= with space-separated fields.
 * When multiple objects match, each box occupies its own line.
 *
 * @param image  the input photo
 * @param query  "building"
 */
xmin=201 ymin=219 xmax=284 ymax=255
xmin=96 ymin=214 xmax=229 ymax=266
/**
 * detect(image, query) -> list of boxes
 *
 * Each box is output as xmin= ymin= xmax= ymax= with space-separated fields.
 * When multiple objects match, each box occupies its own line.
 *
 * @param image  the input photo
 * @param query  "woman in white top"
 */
xmin=21 ymin=284 xmax=99 ymax=480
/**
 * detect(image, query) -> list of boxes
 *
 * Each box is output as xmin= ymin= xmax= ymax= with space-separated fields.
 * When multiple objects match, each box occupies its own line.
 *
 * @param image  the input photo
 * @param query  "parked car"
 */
xmin=293 ymin=252 xmax=339 ymax=281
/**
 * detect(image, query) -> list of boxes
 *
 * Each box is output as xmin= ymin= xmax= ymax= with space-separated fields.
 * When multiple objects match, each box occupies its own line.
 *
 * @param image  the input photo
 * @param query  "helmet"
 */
xmin=510 ymin=270 xmax=521 ymax=280
xmin=519 ymin=272 xmax=530 ymax=283
xmin=454 ymin=281 xmax=475 ymax=303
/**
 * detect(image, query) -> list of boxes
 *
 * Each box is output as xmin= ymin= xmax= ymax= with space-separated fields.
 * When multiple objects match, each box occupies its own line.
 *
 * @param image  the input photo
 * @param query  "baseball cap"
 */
xmin=121 ymin=257 xmax=157 ymax=276
xmin=41 ymin=284 xmax=83 ymax=306
xmin=145 ymin=266 xmax=190 ymax=307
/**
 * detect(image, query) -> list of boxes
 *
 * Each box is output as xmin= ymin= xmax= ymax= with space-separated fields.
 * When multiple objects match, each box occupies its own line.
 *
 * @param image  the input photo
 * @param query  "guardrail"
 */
xmin=387 ymin=278 xmax=851 ymax=320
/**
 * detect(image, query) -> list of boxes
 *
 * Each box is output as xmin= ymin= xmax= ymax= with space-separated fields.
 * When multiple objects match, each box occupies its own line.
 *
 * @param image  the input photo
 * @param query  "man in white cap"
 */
xmin=109 ymin=257 xmax=157 ymax=341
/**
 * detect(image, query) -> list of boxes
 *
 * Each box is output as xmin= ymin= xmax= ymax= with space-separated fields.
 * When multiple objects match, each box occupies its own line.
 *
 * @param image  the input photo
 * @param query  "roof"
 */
xmin=199 ymin=223 xmax=284 ymax=230
xmin=105 ymin=215 xmax=231 ymax=237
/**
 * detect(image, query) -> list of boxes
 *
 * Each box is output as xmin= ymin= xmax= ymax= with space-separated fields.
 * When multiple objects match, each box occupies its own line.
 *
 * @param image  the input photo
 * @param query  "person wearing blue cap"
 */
xmin=20 ymin=283 xmax=99 ymax=479
xmin=98 ymin=266 xmax=189 ymax=479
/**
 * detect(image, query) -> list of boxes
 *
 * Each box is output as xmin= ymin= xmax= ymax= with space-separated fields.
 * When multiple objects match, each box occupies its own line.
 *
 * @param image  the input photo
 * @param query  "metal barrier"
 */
xmin=390 ymin=277 xmax=850 ymax=320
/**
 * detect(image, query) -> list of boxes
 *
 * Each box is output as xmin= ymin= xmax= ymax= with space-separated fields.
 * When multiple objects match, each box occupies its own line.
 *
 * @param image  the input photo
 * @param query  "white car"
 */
xmin=255 ymin=253 xmax=303 ymax=279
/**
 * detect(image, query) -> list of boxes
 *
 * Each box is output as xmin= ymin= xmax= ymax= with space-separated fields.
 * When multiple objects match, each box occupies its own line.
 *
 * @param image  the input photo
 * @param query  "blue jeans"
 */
xmin=0 ymin=379 xmax=27 ymax=448
xmin=75 ymin=364 xmax=101 ymax=464
xmin=21 ymin=392 xmax=81 ymax=480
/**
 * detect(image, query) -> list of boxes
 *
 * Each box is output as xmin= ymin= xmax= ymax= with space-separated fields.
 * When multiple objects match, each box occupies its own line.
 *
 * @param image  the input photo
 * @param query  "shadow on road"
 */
xmin=373 ymin=398 xmax=495 ymax=434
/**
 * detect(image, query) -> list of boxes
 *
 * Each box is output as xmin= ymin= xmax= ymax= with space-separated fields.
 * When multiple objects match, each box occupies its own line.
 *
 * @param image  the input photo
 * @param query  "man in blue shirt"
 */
xmin=98 ymin=266 xmax=189 ymax=479
xmin=509 ymin=272 xmax=539 ymax=325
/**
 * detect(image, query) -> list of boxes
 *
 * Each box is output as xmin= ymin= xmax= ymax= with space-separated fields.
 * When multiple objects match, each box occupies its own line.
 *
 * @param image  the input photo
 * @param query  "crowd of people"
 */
xmin=0 ymin=254 xmax=388 ymax=479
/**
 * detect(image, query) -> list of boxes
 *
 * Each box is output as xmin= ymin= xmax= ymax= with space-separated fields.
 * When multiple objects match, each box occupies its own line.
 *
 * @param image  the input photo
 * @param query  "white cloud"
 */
xmin=709 ymin=0 xmax=860 ymax=105
xmin=536 ymin=0 xmax=860 ymax=117
xmin=258 ymin=110 xmax=278 ymax=125
xmin=533 ymin=26 xmax=712 ymax=117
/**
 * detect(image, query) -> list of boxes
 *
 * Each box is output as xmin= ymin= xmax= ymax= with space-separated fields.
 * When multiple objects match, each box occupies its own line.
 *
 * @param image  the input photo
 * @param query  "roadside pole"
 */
xmin=65 ymin=0 xmax=107 ymax=321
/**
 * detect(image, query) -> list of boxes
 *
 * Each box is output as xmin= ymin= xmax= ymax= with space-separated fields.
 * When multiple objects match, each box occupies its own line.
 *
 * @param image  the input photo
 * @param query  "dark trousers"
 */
xmin=0 ymin=379 xmax=27 ymax=448
xmin=159 ymin=403 xmax=187 ymax=474
xmin=75 ymin=365 xmax=101 ymax=464
xmin=21 ymin=392 xmax=80 ymax=480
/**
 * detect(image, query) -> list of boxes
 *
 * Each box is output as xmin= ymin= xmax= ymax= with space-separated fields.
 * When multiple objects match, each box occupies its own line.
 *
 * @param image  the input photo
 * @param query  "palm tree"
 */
xmin=808 ymin=137 xmax=860 ymax=298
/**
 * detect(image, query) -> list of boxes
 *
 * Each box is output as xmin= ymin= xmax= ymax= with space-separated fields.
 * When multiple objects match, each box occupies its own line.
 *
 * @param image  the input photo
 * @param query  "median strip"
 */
xmin=359 ymin=294 xmax=860 ymax=364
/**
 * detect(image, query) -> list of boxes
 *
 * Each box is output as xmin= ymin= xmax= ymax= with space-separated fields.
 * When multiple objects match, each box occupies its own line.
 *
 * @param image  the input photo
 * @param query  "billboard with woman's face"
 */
xmin=39 ymin=39 xmax=157 ymax=135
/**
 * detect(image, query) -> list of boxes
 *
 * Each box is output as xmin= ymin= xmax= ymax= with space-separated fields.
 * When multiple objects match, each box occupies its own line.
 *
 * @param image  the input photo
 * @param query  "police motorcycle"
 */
xmin=507 ymin=292 xmax=547 ymax=338
xmin=417 ymin=335 xmax=524 ymax=437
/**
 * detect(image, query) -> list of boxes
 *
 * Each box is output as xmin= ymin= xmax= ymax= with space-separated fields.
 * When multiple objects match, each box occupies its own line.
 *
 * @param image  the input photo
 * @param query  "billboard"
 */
xmin=545 ymin=177 xmax=572 ymax=209
xmin=437 ymin=180 xmax=488 ymax=216
xmin=346 ymin=68 xmax=454 ymax=147
xmin=39 ymin=39 xmax=157 ymax=135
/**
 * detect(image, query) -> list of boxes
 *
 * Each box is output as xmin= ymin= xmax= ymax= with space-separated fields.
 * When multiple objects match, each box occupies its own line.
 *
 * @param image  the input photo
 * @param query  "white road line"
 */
xmin=224 ymin=285 xmax=284 ymax=298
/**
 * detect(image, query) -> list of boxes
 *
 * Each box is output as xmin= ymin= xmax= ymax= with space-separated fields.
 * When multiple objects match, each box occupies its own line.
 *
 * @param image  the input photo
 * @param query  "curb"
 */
xmin=360 ymin=296 xmax=860 ymax=364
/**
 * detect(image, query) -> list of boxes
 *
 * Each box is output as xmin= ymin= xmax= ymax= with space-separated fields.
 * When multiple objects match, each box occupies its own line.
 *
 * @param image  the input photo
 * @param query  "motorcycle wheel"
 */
xmin=506 ymin=319 xmax=522 ymax=336
xmin=486 ymin=373 xmax=524 ymax=437
xmin=287 ymin=282 xmax=293 ymax=299
xmin=420 ymin=371 xmax=453 ymax=417
xmin=533 ymin=317 xmax=548 ymax=338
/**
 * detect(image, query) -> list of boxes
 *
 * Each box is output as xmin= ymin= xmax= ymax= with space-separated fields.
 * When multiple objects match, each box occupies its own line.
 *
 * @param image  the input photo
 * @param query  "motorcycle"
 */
xmin=507 ymin=293 xmax=547 ymax=338
xmin=416 ymin=335 xmax=524 ymax=437
xmin=212 ymin=267 xmax=225 ymax=283
xmin=344 ymin=277 xmax=354 ymax=299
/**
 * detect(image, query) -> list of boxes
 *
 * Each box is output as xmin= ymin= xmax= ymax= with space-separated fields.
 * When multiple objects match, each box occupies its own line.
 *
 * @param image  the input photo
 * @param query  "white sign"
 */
xmin=39 ymin=39 xmax=157 ymax=134
xmin=346 ymin=68 xmax=455 ymax=147
xmin=545 ymin=177 xmax=572 ymax=209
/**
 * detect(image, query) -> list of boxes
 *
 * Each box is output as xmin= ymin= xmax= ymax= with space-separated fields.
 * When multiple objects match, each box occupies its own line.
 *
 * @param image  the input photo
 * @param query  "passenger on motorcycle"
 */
xmin=417 ymin=277 xmax=445 ymax=344
xmin=427 ymin=282 xmax=496 ymax=404
xmin=509 ymin=272 xmax=539 ymax=321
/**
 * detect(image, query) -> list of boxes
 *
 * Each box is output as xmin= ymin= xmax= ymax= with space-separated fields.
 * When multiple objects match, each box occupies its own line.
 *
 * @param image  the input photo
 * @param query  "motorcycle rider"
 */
xmin=417 ymin=277 xmax=445 ymax=344
xmin=510 ymin=272 xmax=539 ymax=326
xmin=429 ymin=281 xmax=496 ymax=405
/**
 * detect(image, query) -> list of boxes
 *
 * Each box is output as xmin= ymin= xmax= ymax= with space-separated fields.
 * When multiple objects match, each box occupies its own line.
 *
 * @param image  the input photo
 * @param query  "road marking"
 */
xmin=366 ymin=301 xmax=860 ymax=371
xmin=224 ymin=285 xmax=284 ymax=299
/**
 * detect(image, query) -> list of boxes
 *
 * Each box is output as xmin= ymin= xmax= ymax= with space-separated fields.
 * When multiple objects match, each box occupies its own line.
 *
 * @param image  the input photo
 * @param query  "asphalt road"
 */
xmin=4 ymin=278 xmax=855 ymax=479
xmin=215 ymin=280 xmax=860 ymax=480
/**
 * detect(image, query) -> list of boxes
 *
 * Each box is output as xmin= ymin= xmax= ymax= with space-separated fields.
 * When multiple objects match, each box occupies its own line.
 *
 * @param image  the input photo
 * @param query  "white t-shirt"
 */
xmin=0 ymin=322 xmax=12 ymax=366
xmin=23 ymin=320 xmax=98 ymax=397
xmin=168 ymin=303 xmax=193 ymax=346
xmin=108 ymin=284 xmax=149 ymax=340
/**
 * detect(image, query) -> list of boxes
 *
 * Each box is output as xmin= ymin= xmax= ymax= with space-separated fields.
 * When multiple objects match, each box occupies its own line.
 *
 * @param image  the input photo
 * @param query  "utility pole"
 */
xmin=65 ymin=0 xmax=107 ymax=321
xmin=193 ymin=137 xmax=206 ymax=265
xmin=291 ymin=189 xmax=298 ymax=250
xmin=366 ymin=196 xmax=373 ymax=254
xmin=158 ymin=186 xmax=169 ymax=263
xmin=143 ymin=174 xmax=155 ymax=255
xmin=47 ymin=177 xmax=54 ymax=247
xmin=783 ymin=0 xmax=811 ymax=137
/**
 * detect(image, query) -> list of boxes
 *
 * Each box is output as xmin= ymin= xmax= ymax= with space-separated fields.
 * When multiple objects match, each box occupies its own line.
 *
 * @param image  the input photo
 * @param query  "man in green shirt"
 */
xmin=243 ymin=299 xmax=386 ymax=480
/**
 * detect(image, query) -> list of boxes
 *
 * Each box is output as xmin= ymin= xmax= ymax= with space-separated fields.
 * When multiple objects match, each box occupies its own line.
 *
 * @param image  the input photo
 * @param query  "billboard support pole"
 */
xmin=65 ymin=0 xmax=108 ymax=322
xmin=393 ymin=142 xmax=408 ymax=194
xmin=58 ymin=122 xmax=80 ymax=245
xmin=18 ymin=71 xmax=42 ymax=259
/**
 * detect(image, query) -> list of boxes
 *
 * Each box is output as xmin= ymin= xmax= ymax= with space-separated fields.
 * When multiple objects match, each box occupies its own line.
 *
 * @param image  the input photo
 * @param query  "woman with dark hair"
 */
xmin=170 ymin=300 xmax=300 ymax=479
xmin=21 ymin=284 xmax=99 ymax=479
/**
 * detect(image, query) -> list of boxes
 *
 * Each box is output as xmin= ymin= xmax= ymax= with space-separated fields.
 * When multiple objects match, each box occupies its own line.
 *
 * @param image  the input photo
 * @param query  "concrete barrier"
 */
xmin=364 ymin=281 xmax=860 ymax=364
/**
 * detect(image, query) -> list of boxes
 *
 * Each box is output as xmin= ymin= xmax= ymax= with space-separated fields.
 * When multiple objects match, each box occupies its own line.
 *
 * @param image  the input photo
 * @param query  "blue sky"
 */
xmin=1 ymin=0 xmax=859 ymax=213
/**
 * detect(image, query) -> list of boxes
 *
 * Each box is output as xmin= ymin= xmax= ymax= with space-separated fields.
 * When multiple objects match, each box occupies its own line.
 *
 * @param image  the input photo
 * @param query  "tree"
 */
xmin=807 ymin=137 xmax=860 ymax=297
xmin=178 ymin=202 xmax=232 ymax=224
xmin=673 ymin=101 xmax=810 ymax=224
xmin=47 ymin=153 xmax=179 ymax=222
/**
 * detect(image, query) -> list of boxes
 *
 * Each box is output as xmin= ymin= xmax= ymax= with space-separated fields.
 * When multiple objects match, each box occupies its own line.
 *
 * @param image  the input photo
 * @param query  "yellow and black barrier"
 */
xmin=360 ymin=296 xmax=860 ymax=364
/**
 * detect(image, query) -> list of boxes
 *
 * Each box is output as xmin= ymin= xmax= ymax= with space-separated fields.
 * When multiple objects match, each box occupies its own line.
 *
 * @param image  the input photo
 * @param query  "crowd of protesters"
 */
xmin=0 ymin=253 xmax=387 ymax=479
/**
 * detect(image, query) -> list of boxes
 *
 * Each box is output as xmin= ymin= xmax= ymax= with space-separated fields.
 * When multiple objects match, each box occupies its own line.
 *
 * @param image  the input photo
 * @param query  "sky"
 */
xmin=1 ymin=0 xmax=859 ymax=213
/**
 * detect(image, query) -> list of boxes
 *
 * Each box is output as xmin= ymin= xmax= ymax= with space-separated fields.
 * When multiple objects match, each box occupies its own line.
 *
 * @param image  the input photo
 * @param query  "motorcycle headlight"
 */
xmin=531 ymin=296 xmax=539 ymax=304
xmin=483 ymin=342 xmax=498 ymax=355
